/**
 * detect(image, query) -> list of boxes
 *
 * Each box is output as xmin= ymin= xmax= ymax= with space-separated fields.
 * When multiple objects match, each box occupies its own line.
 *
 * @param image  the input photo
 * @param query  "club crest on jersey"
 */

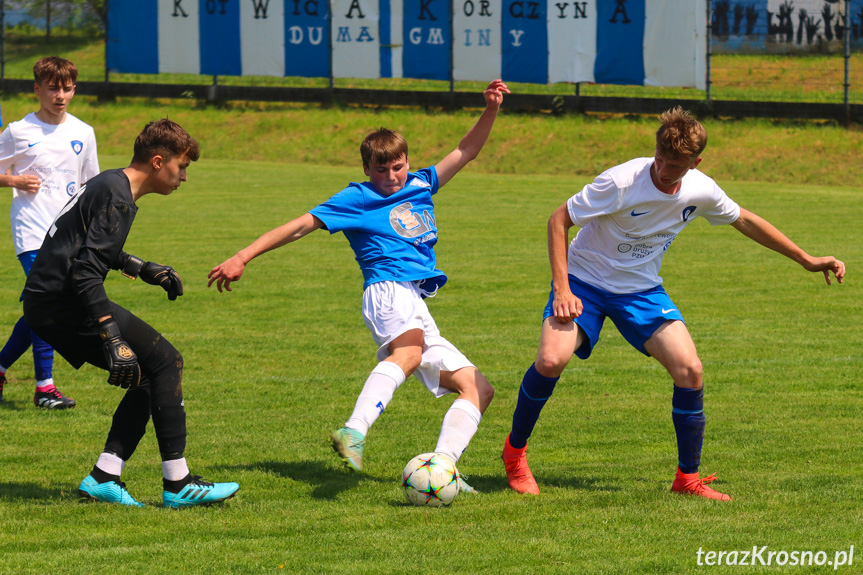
xmin=389 ymin=201 xmax=436 ymax=240
xmin=66 ymin=182 xmax=77 ymax=196
xmin=682 ymin=206 xmax=696 ymax=221
xmin=71 ymin=140 xmax=83 ymax=155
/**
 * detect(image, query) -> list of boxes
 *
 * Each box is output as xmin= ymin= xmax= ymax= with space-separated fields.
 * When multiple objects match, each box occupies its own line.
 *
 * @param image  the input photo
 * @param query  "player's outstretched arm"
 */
xmin=435 ymin=79 xmax=510 ymax=188
xmin=731 ymin=207 xmax=845 ymax=285
xmin=208 ymin=212 xmax=324 ymax=293
xmin=548 ymin=204 xmax=583 ymax=322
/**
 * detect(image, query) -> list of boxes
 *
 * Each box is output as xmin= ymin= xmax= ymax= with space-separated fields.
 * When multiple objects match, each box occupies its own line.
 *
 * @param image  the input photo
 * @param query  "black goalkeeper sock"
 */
xmin=90 ymin=465 xmax=120 ymax=484
xmin=163 ymin=473 xmax=192 ymax=494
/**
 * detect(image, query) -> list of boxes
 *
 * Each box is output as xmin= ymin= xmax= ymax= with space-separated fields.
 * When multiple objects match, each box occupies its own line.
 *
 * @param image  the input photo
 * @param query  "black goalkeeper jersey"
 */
xmin=23 ymin=168 xmax=138 ymax=320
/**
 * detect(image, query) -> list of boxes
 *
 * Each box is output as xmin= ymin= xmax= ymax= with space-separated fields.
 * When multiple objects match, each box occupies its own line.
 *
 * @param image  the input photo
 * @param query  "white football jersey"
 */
xmin=566 ymin=157 xmax=740 ymax=294
xmin=0 ymin=112 xmax=99 ymax=255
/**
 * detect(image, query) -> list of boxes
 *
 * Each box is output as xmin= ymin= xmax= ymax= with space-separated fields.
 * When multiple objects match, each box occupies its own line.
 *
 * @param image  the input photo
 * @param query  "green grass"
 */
xmin=2 ymin=91 xmax=863 ymax=189
xmin=0 ymin=147 xmax=859 ymax=573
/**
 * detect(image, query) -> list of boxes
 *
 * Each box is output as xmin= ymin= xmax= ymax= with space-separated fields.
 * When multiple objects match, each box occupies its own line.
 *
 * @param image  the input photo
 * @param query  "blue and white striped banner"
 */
xmin=107 ymin=0 xmax=706 ymax=89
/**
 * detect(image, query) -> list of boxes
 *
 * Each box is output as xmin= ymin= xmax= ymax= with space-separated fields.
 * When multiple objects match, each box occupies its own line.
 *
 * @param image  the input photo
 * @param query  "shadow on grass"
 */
xmin=0 ymin=399 xmax=30 ymax=411
xmin=238 ymin=460 xmax=392 ymax=500
xmin=221 ymin=460 xmax=623 ymax=501
xmin=445 ymin=472 xmax=622 ymax=494
xmin=0 ymin=482 xmax=66 ymax=502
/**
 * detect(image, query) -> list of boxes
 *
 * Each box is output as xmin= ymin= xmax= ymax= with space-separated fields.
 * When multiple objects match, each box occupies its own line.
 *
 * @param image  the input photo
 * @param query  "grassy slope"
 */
xmin=2 ymin=92 xmax=862 ymax=188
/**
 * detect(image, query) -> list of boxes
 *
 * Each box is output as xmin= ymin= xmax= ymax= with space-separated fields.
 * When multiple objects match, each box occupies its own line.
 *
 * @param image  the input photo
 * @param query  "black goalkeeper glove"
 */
xmin=140 ymin=262 xmax=184 ymax=301
xmin=121 ymin=253 xmax=184 ymax=301
xmin=98 ymin=319 xmax=141 ymax=389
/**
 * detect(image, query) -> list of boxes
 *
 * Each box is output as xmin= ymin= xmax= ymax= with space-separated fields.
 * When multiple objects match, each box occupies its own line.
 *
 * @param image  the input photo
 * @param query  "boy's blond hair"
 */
xmin=360 ymin=128 xmax=409 ymax=167
xmin=656 ymin=106 xmax=707 ymax=161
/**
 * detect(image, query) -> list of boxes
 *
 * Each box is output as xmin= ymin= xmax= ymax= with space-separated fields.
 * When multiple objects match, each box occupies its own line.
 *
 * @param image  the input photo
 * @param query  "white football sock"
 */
xmin=95 ymin=452 xmax=124 ymax=477
xmin=36 ymin=378 xmax=55 ymax=389
xmin=345 ymin=361 xmax=406 ymax=436
xmin=434 ymin=399 xmax=482 ymax=463
xmin=162 ymin=457 xmax=190 ymax=481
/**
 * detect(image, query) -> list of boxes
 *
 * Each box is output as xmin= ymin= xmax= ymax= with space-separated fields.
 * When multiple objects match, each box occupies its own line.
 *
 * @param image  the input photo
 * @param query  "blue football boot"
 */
xmin=162 ymin=475 xmax=239 ymax=508
xmin=78 ymin=474 xmax=144 ymax=507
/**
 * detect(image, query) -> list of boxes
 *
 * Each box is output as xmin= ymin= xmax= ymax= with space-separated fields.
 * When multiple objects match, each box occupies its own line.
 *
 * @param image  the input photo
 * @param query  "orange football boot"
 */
xmin=671 ymin=467 xmax=731 ymax=501
xmin=502 ymin=434 xmax=540 ymax=495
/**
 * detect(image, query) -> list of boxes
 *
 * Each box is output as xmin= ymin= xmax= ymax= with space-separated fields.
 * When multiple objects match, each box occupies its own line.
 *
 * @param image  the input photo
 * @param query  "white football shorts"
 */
xmin=362 ymin=280 xmax=474 ymax=397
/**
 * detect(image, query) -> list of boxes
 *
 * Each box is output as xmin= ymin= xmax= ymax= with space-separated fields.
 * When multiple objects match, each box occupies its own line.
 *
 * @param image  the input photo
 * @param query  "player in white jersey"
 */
xmin=0 ymin=56 xmax=99 ymax=408
xmin=209 ymin=80 xmax=509 ymax=490
xmin=502 ymin=107 xmax=845 ymax=501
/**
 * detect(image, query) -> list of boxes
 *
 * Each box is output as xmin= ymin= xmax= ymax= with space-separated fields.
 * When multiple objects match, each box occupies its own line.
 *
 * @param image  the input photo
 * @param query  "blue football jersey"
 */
xmin=310 ymin=167 xmax=447 ymax=292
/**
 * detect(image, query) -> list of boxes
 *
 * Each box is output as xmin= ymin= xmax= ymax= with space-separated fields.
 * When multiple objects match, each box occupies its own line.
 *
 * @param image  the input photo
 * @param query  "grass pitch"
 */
xmin=0 ymin=155 xmax=859 ymax=574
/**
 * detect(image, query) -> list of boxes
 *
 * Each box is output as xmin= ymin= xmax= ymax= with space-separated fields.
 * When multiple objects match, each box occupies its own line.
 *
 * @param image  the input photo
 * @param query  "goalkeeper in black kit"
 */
xmin=22 ymin=119 xmax=239 ymax=508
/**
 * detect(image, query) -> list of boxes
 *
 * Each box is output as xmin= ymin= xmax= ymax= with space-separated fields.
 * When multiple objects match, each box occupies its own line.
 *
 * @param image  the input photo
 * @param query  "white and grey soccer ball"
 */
xmin=401 ymin=452 xmax=460 ymax=507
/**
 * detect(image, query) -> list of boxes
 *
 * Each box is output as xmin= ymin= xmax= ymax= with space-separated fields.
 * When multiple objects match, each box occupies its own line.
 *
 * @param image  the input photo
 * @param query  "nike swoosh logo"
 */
xmin=631 ymin=209 xmax=649 ymax=216
xmin=28 ymin=142 xmax=41 ymax=148
xmin=662 ymin=308 xmax=677 ymax=314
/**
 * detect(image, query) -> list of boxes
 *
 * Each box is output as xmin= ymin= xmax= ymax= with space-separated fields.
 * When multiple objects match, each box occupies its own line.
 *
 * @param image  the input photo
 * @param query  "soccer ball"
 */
xmin=401 ymin=452 xmax=460 ymax=507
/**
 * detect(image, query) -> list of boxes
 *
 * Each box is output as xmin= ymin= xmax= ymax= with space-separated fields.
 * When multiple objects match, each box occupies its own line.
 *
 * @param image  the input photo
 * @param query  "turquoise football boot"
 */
xmin=330 ymin=427 xmax=365 ymax=472
xmin=162 ymin=476 xmax=239 ymax=509
xmin=78 ymin=474 xmax=144 ymax=507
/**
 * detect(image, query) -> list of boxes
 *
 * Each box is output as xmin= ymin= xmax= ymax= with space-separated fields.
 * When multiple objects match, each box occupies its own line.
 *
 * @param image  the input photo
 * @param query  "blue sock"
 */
xmin=0 ymin=316 xmax=33 ymax=370
xmin=672 ymin=386 xmax=705 ymax=474
xmin=509 ymin=364 xmax=559 ymax=449
xmin=31 ymin=328 xmax=54 ymax=381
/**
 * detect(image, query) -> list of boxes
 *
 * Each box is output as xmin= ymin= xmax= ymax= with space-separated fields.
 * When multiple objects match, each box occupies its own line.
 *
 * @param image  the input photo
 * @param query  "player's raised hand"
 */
xmin=804 ymin=255 xmax=845 ymax=285
xmin=208 ymin=254 xmax=246 ymax=293
xmin=483 ymin=79 xmax=510 ymax=108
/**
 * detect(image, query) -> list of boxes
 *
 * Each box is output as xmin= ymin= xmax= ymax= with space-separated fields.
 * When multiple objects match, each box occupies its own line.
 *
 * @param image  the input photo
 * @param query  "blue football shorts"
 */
xmin=543 ymin=274 xmax=685 ymax=359
xmin=17 ymin=250 xmax=39 ymax=301
xmin=18 ymin=250 xmax=38 ymax=275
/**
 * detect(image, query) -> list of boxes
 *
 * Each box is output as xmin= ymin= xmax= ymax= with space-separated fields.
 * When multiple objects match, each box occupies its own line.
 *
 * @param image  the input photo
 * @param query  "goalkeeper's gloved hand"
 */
xmin=121 ymin=253 xmax=183 ymax=301
xmin=98 ymin=318 xmax=141 ymax=389
xmin=140 ymin=262 xmax=184 ymax=301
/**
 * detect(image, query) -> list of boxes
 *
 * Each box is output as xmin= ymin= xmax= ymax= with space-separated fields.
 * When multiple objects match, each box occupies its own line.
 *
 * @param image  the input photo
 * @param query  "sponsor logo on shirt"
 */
xmin=70 ymin=140 xmax=83 ymax=155
xmin=682 ymin=206 xmax=696 ymax=221
xmin=28 ymin=141 xmax=41 ymax=148
xmin=408 ymin=177 xmax=430 ymax=188
xmin=630 ymin=209 xmax=650 ymax=217
xmin=66 ymin=182 xmax=77 ymax=196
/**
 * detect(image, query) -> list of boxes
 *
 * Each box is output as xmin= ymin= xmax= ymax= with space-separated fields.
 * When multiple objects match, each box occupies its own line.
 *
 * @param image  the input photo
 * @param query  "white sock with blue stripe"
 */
xmin=345 ymin=361 xmax=406 ymax=436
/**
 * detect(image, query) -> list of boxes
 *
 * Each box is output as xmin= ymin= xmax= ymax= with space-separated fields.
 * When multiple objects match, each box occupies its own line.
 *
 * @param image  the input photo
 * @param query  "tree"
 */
xmin=12 ymin=0 xmax=106 ymax=33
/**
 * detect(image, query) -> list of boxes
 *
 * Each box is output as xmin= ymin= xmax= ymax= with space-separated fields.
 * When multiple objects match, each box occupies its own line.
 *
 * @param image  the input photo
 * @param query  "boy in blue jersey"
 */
xmin=209 ymin=80 xmax=509 ymax=487
xmin=502 ymin=107 xmax=845 ymax=501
